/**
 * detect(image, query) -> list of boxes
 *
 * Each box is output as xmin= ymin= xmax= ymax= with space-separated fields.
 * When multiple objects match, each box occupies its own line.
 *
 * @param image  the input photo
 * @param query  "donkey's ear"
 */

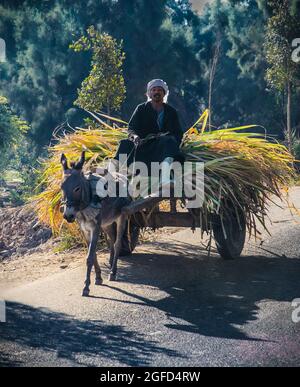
xmin=74 ymin=151 xmax=85 ymax=170
xmin=60 ymin=153 xmax=69 ymax=171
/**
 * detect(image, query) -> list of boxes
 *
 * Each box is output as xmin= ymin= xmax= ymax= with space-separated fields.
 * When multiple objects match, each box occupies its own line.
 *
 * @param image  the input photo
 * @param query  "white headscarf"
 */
xmin=146 ymin=79 xmax=169 ymax=103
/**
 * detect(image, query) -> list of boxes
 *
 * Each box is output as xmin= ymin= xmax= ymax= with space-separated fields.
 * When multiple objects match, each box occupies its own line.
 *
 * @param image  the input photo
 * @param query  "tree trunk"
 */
xmin=208 ymin=32 xmax=221 ymax=131
xmin=208 ymin=71 xmax=212 ymax=131
xmin=287 ymin=81 xmax=292 ymax=154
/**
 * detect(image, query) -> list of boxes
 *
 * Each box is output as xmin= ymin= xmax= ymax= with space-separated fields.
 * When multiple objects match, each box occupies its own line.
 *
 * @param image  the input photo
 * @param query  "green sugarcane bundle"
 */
xmin=32 ymin=120 xmax=128 ymax=237
xmin=31 ymin=111 xmax=296 ymax=240
xmin=182 ymin=127 xmax=296 ymax=238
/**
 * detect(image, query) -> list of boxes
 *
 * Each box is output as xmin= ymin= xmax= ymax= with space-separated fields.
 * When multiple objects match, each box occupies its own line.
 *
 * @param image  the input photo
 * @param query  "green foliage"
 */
xmin=0 ymin=0 xmax=299 ymax=158
xmin=0 ymin=0 xmax=95 ymax=146
xmin=70 ymin=26 xmax=126 ymax=113
xmin=0 ymin=95 xmax=43 ymax=199
xmin=264 ymin=0 xmax=300 ymax=91
xmin=196 ymin=0 xmax=282 ymax=132
xmin=0 ymin=95 xmax=29 ymax=172
xmin=293 ymin=138 xmax=300 ymax=173
xmin=294 ymin=140 xmax=300 ymax=160
xmin=53 ymin=230 xmax=86 ymax=253
xmin=14 ymin=138 xmax=45 ymax=201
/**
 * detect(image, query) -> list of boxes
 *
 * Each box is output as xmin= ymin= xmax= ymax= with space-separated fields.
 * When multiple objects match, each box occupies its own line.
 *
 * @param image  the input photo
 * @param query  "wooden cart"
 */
xmin=117 ymin=193 xmax=247 ymax=260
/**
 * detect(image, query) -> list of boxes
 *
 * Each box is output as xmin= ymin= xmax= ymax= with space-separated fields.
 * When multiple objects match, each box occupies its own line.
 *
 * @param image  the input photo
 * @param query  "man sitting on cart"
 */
xmin=112 ymin=79 xmax=185 ymax=185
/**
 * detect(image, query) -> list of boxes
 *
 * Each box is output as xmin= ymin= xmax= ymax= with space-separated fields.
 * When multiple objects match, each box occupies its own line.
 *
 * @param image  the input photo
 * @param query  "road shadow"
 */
xmin=2 ymin=235 xmax=299 ymax=365
xmin=0 ymin=301 xmax=183 ymax=367
xmin=99 ymin=237 xmax=300 ymax=341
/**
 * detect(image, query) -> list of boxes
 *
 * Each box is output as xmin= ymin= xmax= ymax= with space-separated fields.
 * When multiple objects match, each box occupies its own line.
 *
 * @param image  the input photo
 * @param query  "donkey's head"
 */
xmin=60 ymin=151 xmax=90 ymax=223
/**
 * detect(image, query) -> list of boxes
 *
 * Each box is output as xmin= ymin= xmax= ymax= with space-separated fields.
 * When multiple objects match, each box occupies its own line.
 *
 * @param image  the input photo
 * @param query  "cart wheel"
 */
xmin=212 ymin=207 xmax=246 ymax=260
xmin=105 ymin=220 xmax=140 ymax=257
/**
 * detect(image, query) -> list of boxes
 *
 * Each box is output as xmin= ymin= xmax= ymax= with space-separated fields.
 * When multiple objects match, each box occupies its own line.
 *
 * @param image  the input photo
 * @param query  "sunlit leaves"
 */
xmin=70 ymin=26 xmax=126 ymax=113
xmin=0 ymin=96 xmax=29 ymax=171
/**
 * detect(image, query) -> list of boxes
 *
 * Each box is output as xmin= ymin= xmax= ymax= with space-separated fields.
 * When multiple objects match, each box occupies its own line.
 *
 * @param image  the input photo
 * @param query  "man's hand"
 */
xmin=129 ymin=134 xmax=141 ymax=146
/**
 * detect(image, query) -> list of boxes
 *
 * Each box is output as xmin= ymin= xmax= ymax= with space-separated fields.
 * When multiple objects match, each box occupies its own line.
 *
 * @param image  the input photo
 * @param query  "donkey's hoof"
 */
xmin=108 ymin=273 xmax=117 ymax=281
xmin=82 ymin=288 xmax=90 ymax=297
xmin=95 ymin=278 xmax=103 ymax=286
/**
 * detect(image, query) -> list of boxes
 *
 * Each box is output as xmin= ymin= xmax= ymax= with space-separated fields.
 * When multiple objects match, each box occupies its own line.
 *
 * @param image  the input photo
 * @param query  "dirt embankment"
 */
xmin=0 ymin=204 xmax=52 ymax=260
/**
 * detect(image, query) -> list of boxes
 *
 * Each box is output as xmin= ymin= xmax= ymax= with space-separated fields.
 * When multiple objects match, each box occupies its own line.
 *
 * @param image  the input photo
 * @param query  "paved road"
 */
xmin=1 ymin=189 xmax=300 ymax=367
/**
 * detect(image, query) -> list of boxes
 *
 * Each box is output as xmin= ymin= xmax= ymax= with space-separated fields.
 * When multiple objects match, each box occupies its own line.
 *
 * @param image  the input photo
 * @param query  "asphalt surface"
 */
xmin=1 ymin=188 xmax=300 ymax=367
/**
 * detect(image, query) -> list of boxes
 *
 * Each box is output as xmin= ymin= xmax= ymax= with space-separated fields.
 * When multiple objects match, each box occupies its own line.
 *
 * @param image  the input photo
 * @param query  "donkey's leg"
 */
xmin=82 ymin=225 xmax=100 ymax=297
xmin=109 ymin=215 xmax=127 ymax=281
xmin=81 ymin=226 xmax=102 ymax=287
xmin=104 ymin=224 xmax=116 ymax=270
xmin=94 ymin=254 xmax=103 ymax=285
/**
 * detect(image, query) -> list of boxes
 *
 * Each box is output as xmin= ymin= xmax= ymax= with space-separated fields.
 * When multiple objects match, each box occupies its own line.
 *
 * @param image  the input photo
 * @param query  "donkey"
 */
xmin=60 ymin=151 xmax=131 ymax=297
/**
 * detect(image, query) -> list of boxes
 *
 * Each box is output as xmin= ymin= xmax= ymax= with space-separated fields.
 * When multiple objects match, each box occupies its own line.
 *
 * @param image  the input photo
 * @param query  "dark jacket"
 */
xmin=128 ymin=101 xmax=183 ymax=144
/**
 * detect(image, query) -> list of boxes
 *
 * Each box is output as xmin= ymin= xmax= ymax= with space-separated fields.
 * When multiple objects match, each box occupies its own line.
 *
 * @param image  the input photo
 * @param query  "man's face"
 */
xmin=149 ymin=86 xmax=165 ymax=103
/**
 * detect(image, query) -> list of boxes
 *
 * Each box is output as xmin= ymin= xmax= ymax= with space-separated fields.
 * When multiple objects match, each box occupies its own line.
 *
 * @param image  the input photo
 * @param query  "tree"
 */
xmin=1 ymin=0 xmax=296 ymax=155
xmin=0 ymin=0 xmax=97 ymax=149
xmin=0 ymin=0 xmax=201 ymax=139
xmin=0 ymin=96 xmax=29 ymax=171
xmin=264 ymin=0 xmax=300 ymax=152
xmin=206 ymin=1 xmax=223 ymax=130
xmin=195 ymin=0 xmax=273 ymax=129
xmin=70 ymin=26 xmax=126 ymax=115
